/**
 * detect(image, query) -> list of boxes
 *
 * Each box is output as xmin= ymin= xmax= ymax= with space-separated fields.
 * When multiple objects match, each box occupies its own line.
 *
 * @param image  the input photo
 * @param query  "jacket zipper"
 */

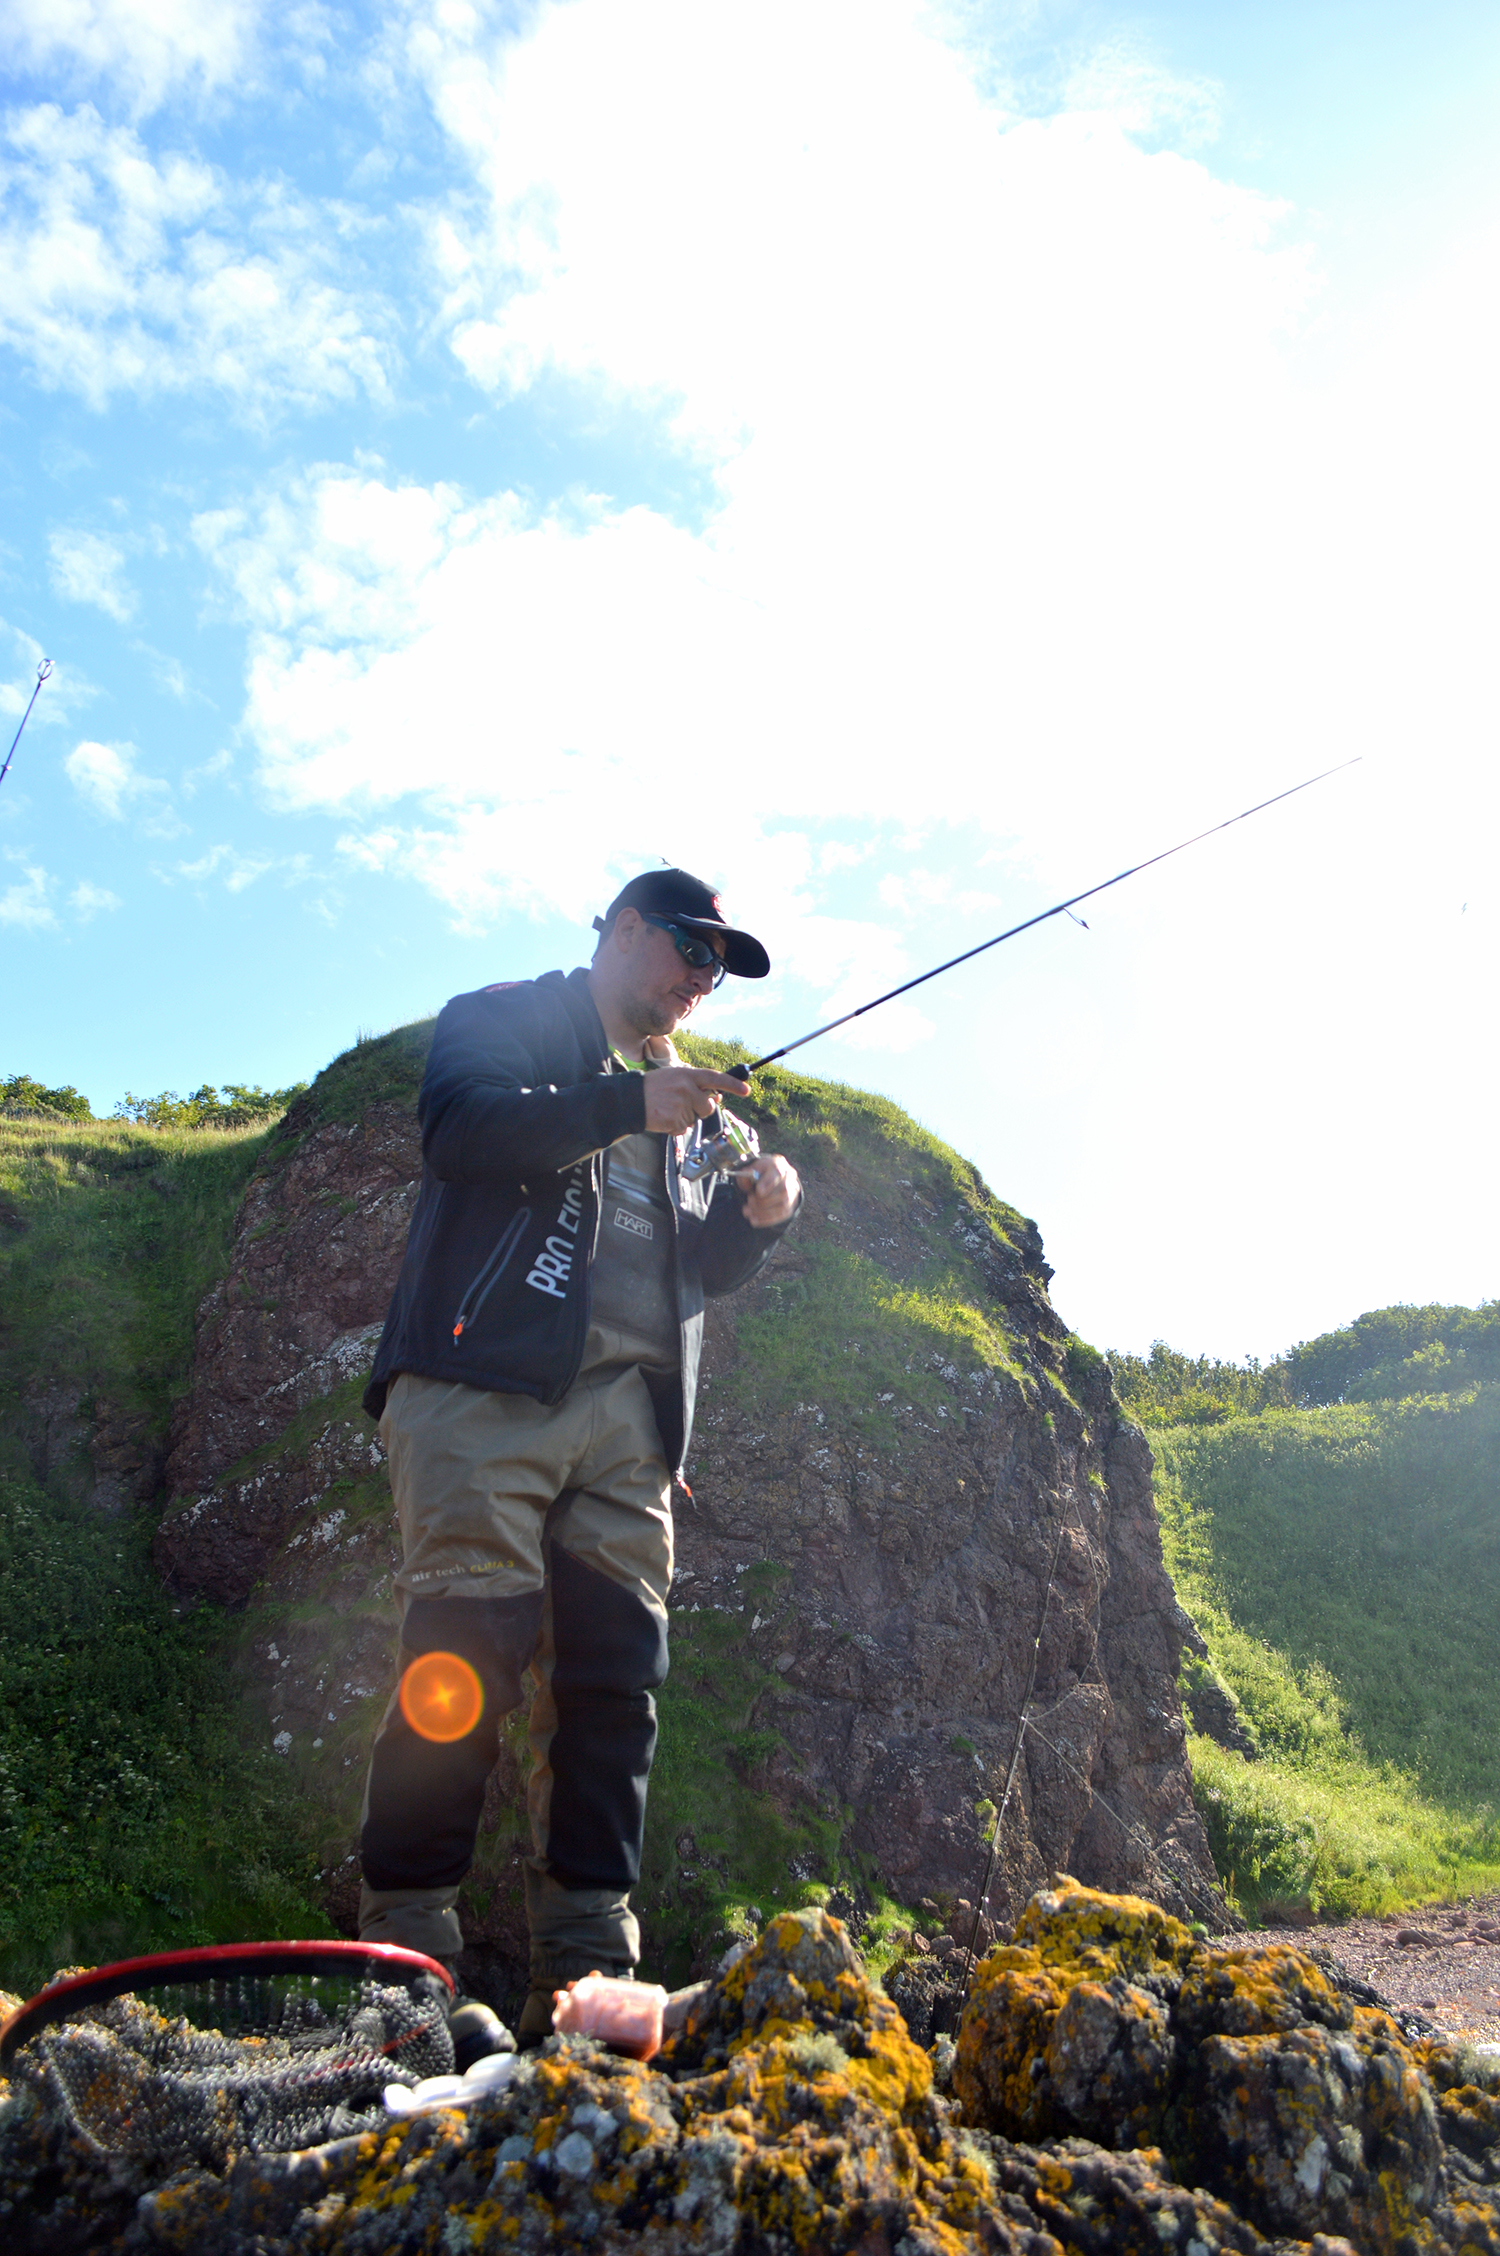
xmin=451 ymin=1207 xmax=531 ymax=1341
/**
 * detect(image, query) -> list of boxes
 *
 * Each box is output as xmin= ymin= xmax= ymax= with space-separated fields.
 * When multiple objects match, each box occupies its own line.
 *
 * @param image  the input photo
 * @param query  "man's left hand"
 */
xmin=735 ymin=1154 xmax=801 ymax=1228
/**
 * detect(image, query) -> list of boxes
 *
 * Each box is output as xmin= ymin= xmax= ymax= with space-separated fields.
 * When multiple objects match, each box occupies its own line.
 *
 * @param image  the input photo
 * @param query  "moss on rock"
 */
xmin=5 ymin=1885 xmax=1498 ymax=2252
xmin=955 ymin=1876 xmax=1500 ymax=2256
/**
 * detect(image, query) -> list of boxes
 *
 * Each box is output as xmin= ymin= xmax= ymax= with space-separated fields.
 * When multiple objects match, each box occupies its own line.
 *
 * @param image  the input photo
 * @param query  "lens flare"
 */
xmin=399 ymin=1651 xmax=484 ymax=1743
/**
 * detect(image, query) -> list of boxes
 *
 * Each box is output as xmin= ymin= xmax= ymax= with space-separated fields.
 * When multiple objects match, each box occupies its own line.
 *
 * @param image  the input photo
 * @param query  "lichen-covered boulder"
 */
xmin=975 ymin=2134 xmax=1333 ymax=2256
xmin=1417 ymin=2038 xmax=1500 ymax=2179
xmin=3 ymin=1909 xmax=1002 ymax=2255
xmin=954 ymin=1876 xmax=1500 ymax=2256
xmin=7 ymin=1889 xmax=1500 ymax=2253
xmin=1179 ymin=2010 xmax=1445 ymax=2249
xmin=954 ymin=1875 xmax=1195 ymax=2147
xmin=1174 ymin=1943 xmax=1355 ymax=2039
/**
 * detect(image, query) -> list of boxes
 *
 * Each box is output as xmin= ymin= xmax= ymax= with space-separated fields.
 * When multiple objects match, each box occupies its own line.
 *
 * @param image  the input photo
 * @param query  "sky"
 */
xmin=2 ymin=0 xmax=1498 ymax=1363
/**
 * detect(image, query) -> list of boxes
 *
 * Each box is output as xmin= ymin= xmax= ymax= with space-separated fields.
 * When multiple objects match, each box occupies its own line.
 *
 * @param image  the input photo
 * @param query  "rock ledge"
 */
xmin=2 ymin=1882 xmax=1497 ymax=2253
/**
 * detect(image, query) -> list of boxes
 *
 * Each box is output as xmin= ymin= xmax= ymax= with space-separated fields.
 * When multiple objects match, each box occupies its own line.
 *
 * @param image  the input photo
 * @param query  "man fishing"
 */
xmin=358 ymin=869 xmax=801 ymax=2050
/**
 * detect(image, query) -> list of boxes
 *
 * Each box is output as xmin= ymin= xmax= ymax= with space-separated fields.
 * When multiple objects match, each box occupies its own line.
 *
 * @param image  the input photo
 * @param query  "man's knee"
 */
xmin=361 ymin=1587 xmax=546 ymax=1894
xmin=547 ymin=1545 xmax=668 ymax=1695
xmin=401 ymin=1587 xmax=546 ymax=1712
xmin=524 ymin=1863 xmax=640 ymax=1986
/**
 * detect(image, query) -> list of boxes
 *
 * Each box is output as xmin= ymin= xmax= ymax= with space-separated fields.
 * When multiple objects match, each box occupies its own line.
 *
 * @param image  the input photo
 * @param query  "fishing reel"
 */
xmin=680 ymin=1107 xmax=761 ymax=1183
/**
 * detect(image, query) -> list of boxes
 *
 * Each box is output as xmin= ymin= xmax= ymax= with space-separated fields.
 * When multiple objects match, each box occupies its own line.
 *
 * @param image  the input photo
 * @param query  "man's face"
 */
xmin=614 ymin=911 xmax=725 ymax=1036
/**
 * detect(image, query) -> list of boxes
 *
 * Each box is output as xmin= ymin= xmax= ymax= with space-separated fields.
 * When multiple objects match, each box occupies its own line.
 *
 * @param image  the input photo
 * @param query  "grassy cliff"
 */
xmin=0 ymin=1029 xmax=1051 ymax=1994
xmin=1115 ymin=1325 xmax=1500 ymax=1920
xmin=8 ymin=1029 xmax=1494 ymax=1999
xmin=0 ymin=1114 xmax=326 ymax=1991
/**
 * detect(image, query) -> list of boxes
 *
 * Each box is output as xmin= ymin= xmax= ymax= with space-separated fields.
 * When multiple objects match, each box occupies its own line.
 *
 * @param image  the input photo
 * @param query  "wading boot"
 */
xmin=419 ymin=1965 xmax=516 ymax=2071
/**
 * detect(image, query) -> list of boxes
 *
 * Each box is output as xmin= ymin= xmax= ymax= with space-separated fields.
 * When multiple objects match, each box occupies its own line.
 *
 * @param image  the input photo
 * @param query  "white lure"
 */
xmin=384 ymin=2051 xmax=521 ymax=2116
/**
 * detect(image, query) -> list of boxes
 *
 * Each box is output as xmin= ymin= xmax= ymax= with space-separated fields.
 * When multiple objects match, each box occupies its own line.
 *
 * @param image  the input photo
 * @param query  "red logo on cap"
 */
xmin=711 ymin=895 xmax=722 ymax=914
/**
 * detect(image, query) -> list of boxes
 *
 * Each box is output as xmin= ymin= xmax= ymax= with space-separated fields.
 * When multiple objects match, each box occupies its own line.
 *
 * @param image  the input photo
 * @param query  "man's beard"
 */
xmin=630 ymin=990 xmax=685 ymax=1039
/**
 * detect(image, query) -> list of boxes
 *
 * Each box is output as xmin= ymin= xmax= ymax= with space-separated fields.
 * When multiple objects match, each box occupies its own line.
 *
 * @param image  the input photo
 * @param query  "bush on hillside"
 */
xmin=113 ymin=1083 xmax=308 ymax=1130
xmin=1113 ymin=1301 xmax=1500 ymax=1421
xmin=1 ymin=1075 xmax=92 ymax=1120
xmin=1109 ymin=1341 xmax=1291 ymax=1424
xmin=1286 ymin=1302 xmax=1500 ymax=1403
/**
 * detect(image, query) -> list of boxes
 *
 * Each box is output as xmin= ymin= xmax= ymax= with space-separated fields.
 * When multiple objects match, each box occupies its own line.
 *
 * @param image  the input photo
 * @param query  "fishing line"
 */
xmin=731 ymin=758 xmax=1359 ymax=1081
xmin=0 ymin=659 xmax=53 ymax=790
xmin=953 ymin=1498 xmax=1077 ymax=1998
xmin=952 ymin=1482 xmax=1228 ymax=2005
xmin=1022 ymin=1714 xmax=1232 ymax=1934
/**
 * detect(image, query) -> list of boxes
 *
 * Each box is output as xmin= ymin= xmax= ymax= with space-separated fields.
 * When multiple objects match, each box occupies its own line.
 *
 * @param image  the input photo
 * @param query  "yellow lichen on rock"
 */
xmin=1176 ymin=1942 xmax=1354 ymax=2039
xmin=5 ymin=1887 xmax=1500 ymax=2252
xmin=955 ymin=1877 xmax=1189 ymax=2147
xmin=955 ymin=1871 xmax=1498 ymax=2256
xmin=1011 ymin=1875 xmax=1197 ymax=1981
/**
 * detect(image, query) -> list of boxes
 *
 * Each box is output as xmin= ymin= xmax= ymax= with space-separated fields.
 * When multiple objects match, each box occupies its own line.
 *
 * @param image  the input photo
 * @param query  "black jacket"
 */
xmin=364 ymin=968 xmax=791 ymax=1471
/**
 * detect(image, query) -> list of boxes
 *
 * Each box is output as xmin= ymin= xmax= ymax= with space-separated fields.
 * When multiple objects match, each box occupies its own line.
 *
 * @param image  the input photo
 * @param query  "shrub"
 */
xmin=114 ymin=1083 xmax=308 ymax=1130
xmin=1 ymin=1075 xmax=92 ymax=1120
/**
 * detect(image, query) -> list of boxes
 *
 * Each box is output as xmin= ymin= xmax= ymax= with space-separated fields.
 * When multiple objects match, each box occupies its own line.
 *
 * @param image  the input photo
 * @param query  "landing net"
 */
xmin=1 ymin=1944 xmax=454 ymax=2171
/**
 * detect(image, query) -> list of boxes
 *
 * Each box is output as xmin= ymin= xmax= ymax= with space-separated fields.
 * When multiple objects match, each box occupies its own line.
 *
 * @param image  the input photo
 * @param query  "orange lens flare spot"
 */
xmin=399 ymin=1651 xmax=484 ymax=1743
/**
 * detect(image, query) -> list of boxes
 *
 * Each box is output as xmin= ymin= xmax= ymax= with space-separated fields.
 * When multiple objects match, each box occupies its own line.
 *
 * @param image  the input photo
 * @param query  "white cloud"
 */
xmin=182 ymin=748 xmax=233 ymax=795
xmin=65 ymin=736 xmax=181 ymax=832
xmin=408 ymin=0 xmax=1300 ymax=457
xmin=49 ymin=526 xmax=136 ymax=619
xmin=0 ymin=104 xmax=391 ymax=414
xmin=1060 ymin=42 xmax=1222 ymax=146
xmin=194 ymin=0 xmax=1320 ymax=948
xmin=66 ymin=737 xmax=137 ymax=818
xmin=69 ymin=877 xmax=121 ymax=915
xmin=144 ymin=648 xmax=190 ymax=698
xmin=7 ymin=0 xmax=263 ymax=115
xmin=0 ymin=860 xmax=54 ymax=928
xmin=173 ymin=841 xmax=309 ymax=891
xmin=185 ymin=0 xmax=1499 ymax=1076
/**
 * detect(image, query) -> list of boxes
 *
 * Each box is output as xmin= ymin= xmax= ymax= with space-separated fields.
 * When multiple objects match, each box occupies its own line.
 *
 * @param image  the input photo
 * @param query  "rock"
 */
xmin=88 ymin=1394 xmax=167 ymax=1513
xmin=974 ymin=2135 xmax=1284 ymax=2254
xmin=160 ymin=1092 xmax=423 ymax=1504
xmin=149 ymin=1024 xmax=1223 ymax=1983
xmin=0 ymin=1908 xmax=997 ymax=2254
xmin=955 ymin=1876 xmax=1500 ymax=2256
xmin=20 ymin=1377 xmax=91 ymax=1500
xmin=1183 ymin=1667 xmax=1261 ymax=1761
xmin=2 ymin=1891 xmax=1497 ymax=2253
xmin=953 ymin=1874 xmax=1196 ymax=2149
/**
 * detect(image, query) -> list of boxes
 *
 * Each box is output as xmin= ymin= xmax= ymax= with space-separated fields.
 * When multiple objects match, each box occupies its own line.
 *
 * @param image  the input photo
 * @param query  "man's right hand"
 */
xmin=641 ymin=1067 xmax=750 ymax=1135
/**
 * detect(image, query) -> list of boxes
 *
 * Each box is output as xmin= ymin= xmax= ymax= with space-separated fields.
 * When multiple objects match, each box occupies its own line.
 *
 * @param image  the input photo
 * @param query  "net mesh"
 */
xmin=25 ymin=1973 xmax=454 ymax=2171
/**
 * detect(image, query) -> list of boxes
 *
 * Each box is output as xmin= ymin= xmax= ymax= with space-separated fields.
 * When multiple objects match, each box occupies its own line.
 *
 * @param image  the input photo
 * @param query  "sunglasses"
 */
xmin=641 ymin=913 xmax=728 ymax=988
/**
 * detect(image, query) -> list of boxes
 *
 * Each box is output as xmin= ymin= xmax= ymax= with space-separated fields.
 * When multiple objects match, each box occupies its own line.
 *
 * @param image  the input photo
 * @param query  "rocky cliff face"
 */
xmin=152 ymin=1023 xmax=1221 ymax=1997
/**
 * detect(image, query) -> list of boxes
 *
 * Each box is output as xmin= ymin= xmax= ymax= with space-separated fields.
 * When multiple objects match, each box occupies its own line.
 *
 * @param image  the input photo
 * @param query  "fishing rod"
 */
xmin=0 ymin=659 xmax=54 ymax=790
xmin=726 ymin=757 xmax=1360 ymax=1085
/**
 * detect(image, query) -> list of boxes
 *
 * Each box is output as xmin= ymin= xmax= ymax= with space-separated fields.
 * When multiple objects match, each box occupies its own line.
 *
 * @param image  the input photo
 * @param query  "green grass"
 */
xmin=0 ymin=1115 xmax=271 ymax=1446
xmin=0 ymin=1113 xmax=331 ymax=1991
xmin=260 ymin=1021 xmax=434 ymax=1156
xmin=1187 ymin=1734 xmax=1500 ymax=1921
xmin=1154 ymin=1390 xmax=1500 ymax=1920
xmin=679 ymin=1031 xmax=1035 ymax=1440
xmin=731 ymin=1245 xmax=1023 ymax=1438
xmin=0 ymin=1453 xmax=329 ymax=1994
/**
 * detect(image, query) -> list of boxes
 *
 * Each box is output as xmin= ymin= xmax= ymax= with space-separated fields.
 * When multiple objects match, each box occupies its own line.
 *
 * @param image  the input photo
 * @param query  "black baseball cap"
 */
xmin=592 ymin=867 xmax=771 ymax=979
